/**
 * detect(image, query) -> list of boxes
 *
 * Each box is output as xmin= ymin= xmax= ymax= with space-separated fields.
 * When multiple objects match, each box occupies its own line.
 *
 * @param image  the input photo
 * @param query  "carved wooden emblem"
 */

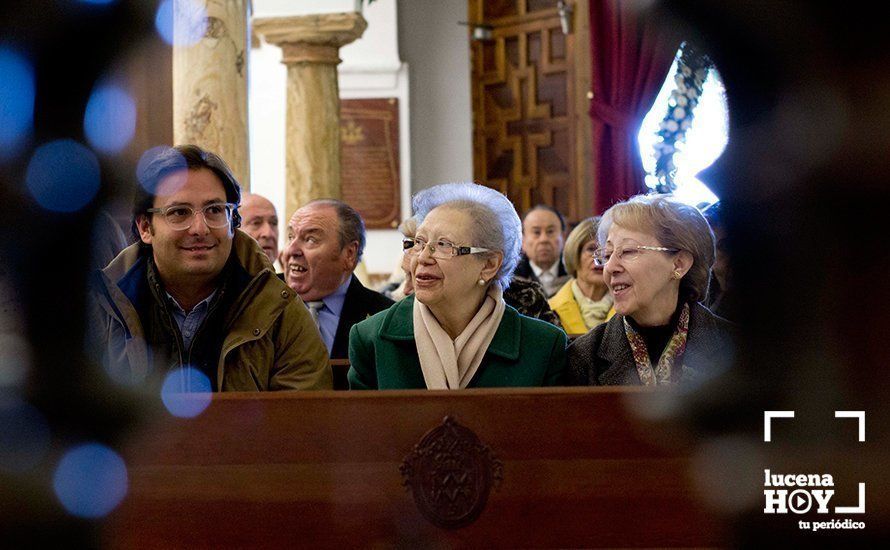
xmin=400 ymin=416 xmax=503 ymax=529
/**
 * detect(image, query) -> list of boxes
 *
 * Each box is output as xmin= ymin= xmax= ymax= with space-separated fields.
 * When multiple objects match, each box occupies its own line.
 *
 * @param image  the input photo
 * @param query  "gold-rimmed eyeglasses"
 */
xmin=592 ymin=245 xmax=679 ymax=267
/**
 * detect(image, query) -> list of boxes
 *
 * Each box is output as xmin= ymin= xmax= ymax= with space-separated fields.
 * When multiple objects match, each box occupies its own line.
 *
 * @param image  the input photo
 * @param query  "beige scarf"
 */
xmin=571 ymin=279 xmax=613 ymax=329
xmin=413 ymin=286 xmax=506 ymax=389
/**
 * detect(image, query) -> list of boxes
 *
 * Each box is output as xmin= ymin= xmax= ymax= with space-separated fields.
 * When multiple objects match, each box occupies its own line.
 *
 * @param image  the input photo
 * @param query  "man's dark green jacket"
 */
xmin=348 ymin=295 xmax=567 ymax=389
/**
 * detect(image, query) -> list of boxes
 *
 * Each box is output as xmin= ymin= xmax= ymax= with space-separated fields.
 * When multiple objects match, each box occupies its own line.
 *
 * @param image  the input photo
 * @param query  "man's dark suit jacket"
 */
xmin=513 ymin=254 xmax=568 ymax=298
xmin=513 ymin=254 xmax=567 ymax=284
xmin=331 ymin=276 xmax=394 ymax=359
xmin=274 ymin=273 xmax=394 ymax=360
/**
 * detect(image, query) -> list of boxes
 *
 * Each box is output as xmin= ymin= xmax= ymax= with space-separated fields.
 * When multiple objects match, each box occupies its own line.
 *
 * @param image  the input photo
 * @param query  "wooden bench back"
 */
xmin=105 ymin=388 xmax=725 ymax=547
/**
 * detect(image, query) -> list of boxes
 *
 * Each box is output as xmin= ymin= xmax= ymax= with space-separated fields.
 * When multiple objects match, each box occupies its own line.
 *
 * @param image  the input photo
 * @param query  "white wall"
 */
xmin=397 ymin=0 xmax=472 ymax=191
xmin=247 ymin=42 xmax=286 ymax=236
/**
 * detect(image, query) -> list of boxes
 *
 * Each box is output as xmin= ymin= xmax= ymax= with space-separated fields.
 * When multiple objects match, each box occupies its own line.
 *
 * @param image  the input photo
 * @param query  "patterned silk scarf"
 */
xmin=623 ymin=302 xmax=690 ymax=386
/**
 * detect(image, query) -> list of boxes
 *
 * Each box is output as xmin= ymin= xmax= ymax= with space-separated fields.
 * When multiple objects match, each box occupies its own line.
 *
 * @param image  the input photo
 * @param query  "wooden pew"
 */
xmin=104 ymin=388 xmax=726 ymax=547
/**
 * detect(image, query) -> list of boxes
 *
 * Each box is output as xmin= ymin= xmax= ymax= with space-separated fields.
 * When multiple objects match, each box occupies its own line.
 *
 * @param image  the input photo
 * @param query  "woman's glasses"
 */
xmin=402 ymin=237 xmax=491 ymax=260
xmin=592 ymin=245 xmax=679 ymax=267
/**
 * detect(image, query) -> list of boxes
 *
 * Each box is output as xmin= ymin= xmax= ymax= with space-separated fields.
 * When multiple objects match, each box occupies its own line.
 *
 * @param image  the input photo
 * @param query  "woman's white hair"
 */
xmin=412 ymin=183 xmax=522 ymax=290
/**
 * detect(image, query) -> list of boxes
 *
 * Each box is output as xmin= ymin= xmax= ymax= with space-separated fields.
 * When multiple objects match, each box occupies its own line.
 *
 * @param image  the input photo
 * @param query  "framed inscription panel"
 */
xmin=340 ymin=98 xmax=401 ymax=229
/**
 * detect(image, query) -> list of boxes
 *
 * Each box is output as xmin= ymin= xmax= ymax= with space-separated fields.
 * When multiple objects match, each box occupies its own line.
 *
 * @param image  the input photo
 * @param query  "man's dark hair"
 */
xmin=131 ymin=144 xmax=242 ymax=241
xmin=521 ymin=204 xmax=566 ymax=232
xmin=306 ymin=199 xmax=366 ymax=263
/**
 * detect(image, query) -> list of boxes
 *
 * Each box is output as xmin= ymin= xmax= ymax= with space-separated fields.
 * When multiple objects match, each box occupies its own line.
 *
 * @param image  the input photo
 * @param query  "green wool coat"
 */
xmin=348 ymin=295 xmax=567 ymax=389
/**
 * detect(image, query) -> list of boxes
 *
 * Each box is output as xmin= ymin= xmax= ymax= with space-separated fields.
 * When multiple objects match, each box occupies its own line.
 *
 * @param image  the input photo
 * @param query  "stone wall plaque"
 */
xmin=340 ymin=98 xmax=401 ymax=229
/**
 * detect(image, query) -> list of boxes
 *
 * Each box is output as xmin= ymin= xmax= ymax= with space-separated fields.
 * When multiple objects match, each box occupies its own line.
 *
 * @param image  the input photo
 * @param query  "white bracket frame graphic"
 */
xmin=835 ymin=482 xmax=866 ymax=514
xmin=835 ymin=410 xmax=866 ymax=442
xmin=762 ymin=410 xmax=866 ymax=513
xmin=763 ymin=410 xmax=795 ymax=442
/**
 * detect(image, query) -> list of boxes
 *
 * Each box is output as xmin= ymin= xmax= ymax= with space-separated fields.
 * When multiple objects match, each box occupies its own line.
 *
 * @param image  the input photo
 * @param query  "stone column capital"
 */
xmin=254 ymin=13 xmax=367 ymax=64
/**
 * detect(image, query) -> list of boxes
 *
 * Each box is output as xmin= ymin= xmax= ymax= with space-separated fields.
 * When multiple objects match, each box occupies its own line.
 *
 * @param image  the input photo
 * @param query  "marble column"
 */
xmin=173 ymin=0 xmax=251 ymax=189
xmin=253 ymin=13 xmax=367 ymax=222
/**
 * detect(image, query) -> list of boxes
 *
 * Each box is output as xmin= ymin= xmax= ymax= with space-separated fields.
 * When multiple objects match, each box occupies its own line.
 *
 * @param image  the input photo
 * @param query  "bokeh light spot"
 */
xmin=84 ymin=83 xmax=136 ymax=154
xmin=136 ymin=145 xmax=187 ymax=195
xmin=160 ymin=367 xmax=212 ymax=418
xmin=26 ymin=140 xmax=100 ymax=213
xmin=0 ymin=396 xmax=51 ymax=473
xmin=53 ymin=443 xmax=128 ymax=518
xmin=155 ymin=0 xmax=208 ymax=47
xmin=0 ymin=47 xmax=35 ymax=160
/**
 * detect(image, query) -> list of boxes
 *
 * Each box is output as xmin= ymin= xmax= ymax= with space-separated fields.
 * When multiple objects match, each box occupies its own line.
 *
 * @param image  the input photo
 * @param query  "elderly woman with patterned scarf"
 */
xmin=348 ymin=183 xmax=566 ymax=389
xmin=548 ymin=216 xmax=614 ymax=335
xmin=567 ymin=195 xmax=734 ymax=386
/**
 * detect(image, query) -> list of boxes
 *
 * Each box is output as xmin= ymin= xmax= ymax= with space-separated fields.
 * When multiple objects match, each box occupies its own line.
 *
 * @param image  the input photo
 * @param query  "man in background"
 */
xmin=513 ymin=205 xmax=568 ymax=298
xmin=283 ymin=199 xmax=393 ymax=360
xmin=239 ymin=192 xmax=279 ymax=267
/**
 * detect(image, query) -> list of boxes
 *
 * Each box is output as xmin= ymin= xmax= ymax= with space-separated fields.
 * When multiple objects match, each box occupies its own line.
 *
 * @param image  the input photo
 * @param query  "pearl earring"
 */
xmin=478 ymin=278 xmax=486 ymax=286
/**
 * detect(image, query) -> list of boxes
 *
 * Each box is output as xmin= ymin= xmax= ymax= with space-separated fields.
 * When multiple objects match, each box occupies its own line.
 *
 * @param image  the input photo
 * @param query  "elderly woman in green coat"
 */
xmin=348 ymin=183 xmax=567 ymax=390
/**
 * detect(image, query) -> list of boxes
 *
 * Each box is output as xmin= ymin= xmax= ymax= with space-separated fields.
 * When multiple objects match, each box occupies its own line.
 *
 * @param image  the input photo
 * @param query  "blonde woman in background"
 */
xmin=548 ymin=217 xmax=613 ymax=335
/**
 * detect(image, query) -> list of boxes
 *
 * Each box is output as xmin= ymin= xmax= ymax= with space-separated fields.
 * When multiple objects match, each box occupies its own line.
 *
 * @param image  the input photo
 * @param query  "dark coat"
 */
xmin=348 ymin=295 xmax=567 ymax=389
xmin=91 ymin=231 xmax=332 ymax=391
xmin=513 ymin=254 xmax=568 ymax=298
xmin=513 ymin=254 xmax=568 ymax=282
xmin=504 ymin=277 xmax=562 ymax=328
xmin=274 ymin=273 xmax=395 ymax=360
xmin=330 ymin=276 xmax=394 ymax=359
xmin=566 ymin=302 xmax=734 ymax=386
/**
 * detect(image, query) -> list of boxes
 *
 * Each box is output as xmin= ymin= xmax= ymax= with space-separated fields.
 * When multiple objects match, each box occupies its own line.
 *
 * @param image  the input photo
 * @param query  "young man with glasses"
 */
xmin=89 ymin=145 xmax=331 ymax=391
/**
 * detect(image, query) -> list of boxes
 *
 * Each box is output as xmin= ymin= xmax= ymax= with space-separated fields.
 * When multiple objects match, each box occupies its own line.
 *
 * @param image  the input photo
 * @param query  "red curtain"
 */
xmin=589 ymin=0 xmax=682 ymax=214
